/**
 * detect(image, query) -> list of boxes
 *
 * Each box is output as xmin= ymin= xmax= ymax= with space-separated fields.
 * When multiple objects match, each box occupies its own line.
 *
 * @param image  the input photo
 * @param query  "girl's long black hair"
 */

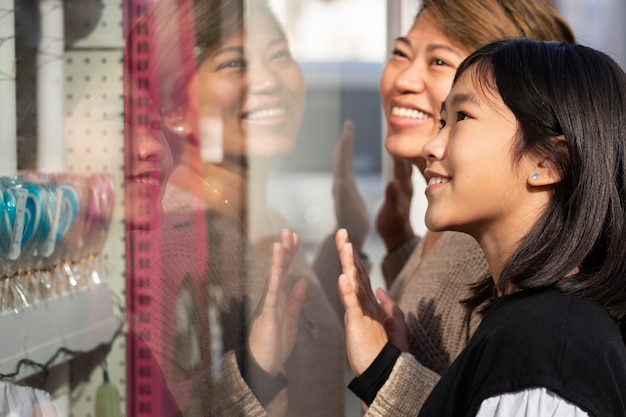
xmin=458 ymin=39 xmax=626 ymax=342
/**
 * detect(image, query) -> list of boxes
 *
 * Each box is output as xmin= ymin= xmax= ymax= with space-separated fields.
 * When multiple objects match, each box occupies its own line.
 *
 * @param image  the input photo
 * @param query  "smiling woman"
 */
xmin=181 ymin=10 xmax=305 ymax=162
xmin=124 ymin=0 xmax=347 ymax=416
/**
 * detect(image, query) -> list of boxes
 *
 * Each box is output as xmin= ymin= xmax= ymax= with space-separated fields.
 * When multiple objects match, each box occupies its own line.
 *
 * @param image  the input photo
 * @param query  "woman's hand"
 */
xmin=333 ymin=120 xmax=370 ymax=252
xmin=248 ymin=229 xmax=309 ymax=376
xmin=376 ymin=156 xmax=414 ymax=252
xmin=335 ymin=229 xmax=390 ymax=376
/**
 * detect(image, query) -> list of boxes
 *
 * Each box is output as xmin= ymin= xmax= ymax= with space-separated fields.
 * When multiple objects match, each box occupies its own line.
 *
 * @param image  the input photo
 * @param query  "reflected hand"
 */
xmin=248 ymin=229 xmax=309 ymax=376
xmin=335 ymin=229 xmax=388 ymax=376
xmin=376 ymin=156 xmax=414 ymax=252
xmin=377 ymin=288 xmax=408 ymax=352
xmin=333 ymin=120 xmax=370 ymax=251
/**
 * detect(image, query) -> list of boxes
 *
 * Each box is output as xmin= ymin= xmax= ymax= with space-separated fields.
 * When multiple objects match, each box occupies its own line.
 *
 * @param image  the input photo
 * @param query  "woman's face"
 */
xmin=422 ymin=68 xmax=530 ymax=242
xmin=186 ymin=12 xmax=305 ymax=161
xmin=380 ymin=10 xmax=467 ymax=172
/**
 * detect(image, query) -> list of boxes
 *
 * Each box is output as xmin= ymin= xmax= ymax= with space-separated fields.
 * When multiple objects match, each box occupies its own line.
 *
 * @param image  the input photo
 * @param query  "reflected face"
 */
xmin=186 ymin=12 xmax=305 ymax=161
xmin=422 ymin=68 xmax=525 ymax=239
xmin=380 ymin=11 xmax=467 ymax=171
xmin=126 ymin=129 xmax=174 ymax=229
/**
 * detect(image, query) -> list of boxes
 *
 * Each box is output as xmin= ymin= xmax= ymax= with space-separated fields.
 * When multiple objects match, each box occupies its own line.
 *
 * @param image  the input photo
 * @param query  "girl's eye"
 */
xmin=456 ymin=112 xmax=470 ymax=121
xmin=439 ymin=118 xmax=447 ymax=129
xmin=219 ymin=59 xmax=246 ymax=70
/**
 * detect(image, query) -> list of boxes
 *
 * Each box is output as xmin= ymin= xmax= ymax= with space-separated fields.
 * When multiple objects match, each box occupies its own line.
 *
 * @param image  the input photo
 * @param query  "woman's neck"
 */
xmin=169 ymin=153 xmax=279 ymax=240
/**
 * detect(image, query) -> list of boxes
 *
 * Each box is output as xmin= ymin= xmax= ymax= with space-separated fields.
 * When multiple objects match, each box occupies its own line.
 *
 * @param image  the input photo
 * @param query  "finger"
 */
xmin=265 ymin=242 xmax=286 ymax=308
xmin=377 ymin=288 xmax=408 ymax=351
xmin=376 ymin=288 xmax=404 ymax=322
xmin=285 ymin=278 xmax=309 ymax=326
xmin=353 ymin=252 xmax=377 ymax=304
xmin=283 ymin=278 xmax=310 ymax=353
xmin=393 ymin=156 xmax=412 ymax=180
xmin=338 ymin=273 xmax=361 ymax=313
xmin=383 ymin=178 xmax=399 ymax=203
xmin=336 ymin=229 xmax=358 ymax=287
xmin=281 ymin=229 xmax=296 ymax=269
xmin=342 ymin=120 xmax=356 ymax=142
xmin=383 ymin=316 xmax=397 ymax=341
xmin=335 ymin=228 xmax=350 ymax=251
xmin=393 ymin=157 xmax=413 ymax=193
xmin=282 ymin=228 xmax=293 ymax=251
xmin=334 ymin=120 xmax=356 ymax=179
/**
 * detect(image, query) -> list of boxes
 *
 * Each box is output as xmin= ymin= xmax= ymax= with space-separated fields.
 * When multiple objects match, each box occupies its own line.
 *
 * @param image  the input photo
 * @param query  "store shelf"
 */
xmin=0 ymin=283 xmax=119 ymax=379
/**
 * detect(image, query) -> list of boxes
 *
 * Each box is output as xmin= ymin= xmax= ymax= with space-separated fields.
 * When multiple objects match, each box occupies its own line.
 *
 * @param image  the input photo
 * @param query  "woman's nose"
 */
xmin=394 ymin=62 xmax=426 ymax=93
xmin=248 ymin=60 xmax=279 ymax=93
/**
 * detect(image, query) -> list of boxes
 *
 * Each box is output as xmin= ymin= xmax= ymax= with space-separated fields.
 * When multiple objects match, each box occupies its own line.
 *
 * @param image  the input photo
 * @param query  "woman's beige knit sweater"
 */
xmin=366 ymin=231 xmax=489 ymax=416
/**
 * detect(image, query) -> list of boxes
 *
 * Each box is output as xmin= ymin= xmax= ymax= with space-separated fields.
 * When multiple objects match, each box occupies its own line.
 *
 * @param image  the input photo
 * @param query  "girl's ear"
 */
xmin=527 ymin=135 xmax=565 ymax=187
xmin=528 ymin=161 xmax=560 ymax=187
xmin=162 ymin=104 xmax=191 ymax=136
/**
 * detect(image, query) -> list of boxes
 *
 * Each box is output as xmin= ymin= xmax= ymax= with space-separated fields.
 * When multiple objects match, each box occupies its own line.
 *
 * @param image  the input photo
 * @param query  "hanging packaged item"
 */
xmin=0 ymin=380 xmax=59 ymax=416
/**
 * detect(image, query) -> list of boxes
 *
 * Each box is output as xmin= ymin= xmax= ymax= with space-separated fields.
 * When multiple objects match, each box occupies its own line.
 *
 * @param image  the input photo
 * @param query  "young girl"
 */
xmin=337 ymin=39 xmax=626 ymax=416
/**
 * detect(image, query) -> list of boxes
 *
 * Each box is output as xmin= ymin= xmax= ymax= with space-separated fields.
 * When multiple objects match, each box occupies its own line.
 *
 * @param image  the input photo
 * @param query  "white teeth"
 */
xmin=246 ymin=107 xmax=286 ymax=120
xmin=391 ymin=106 xmax=429 ymax=120
xmin=134 ymin=177 xmax=159 ymax=186
xmin=428 ymin=177 xmax=448 ymax=186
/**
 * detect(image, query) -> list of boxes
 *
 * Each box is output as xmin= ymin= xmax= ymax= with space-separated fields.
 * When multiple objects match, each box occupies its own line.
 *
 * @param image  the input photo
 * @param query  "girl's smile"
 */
xmin=422 ymin=66 xmax=549 ymax=279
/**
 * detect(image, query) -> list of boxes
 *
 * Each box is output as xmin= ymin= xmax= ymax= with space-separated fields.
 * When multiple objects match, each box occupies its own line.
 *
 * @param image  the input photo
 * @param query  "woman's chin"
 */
xmin=384 ymin=132 xmax=427 ymax=160
xmin=245 ymin=136 xmax=296 ymax=159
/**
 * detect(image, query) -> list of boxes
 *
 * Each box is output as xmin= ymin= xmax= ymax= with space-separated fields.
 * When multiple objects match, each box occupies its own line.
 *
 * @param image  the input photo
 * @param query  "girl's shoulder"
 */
xmin=477 ymin=288 xmax=626 ymax=373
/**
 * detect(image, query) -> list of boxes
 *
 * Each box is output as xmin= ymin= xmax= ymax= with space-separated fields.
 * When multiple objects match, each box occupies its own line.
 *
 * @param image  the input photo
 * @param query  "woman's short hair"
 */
xmin=419 ymin=0 xmax=575 ymax=53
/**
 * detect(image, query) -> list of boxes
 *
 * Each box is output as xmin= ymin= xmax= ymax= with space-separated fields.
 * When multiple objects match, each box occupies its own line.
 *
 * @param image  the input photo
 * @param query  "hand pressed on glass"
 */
xmin=335 ymin=228 xmax=407 ymax=377
xmin=248 ymin=229 xmax=309 ymax=377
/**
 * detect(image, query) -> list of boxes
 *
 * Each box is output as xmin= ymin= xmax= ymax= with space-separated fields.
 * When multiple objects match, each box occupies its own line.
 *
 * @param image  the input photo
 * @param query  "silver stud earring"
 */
xmin=531 ymin=173 xmax=539 ymax=180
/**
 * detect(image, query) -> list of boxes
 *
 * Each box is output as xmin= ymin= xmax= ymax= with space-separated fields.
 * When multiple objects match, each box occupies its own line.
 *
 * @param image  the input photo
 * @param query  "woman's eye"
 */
xmin=456 ymin=112 xmax=470 ymax=121
xmin=271 ymin=49 xmax=292 ymax=60
xmin=391 ymin=48 xmax=409 ymax=59
xmin=432 ymin=58 xmax=448 ymax=67
xmin=439 ymin=118 xmax=447 ymax=129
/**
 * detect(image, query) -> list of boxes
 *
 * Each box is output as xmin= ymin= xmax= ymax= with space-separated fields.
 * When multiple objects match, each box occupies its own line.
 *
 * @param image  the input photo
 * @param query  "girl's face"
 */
xmin=127 ymin=129 xmax=174 ymax=229
xmin=186 ymin=12 xmax=305 ymax=161
xmin=380 ymin=10 xmax=467 ymax=172
xmin=422 ymin=68 xmax=533 ymax=241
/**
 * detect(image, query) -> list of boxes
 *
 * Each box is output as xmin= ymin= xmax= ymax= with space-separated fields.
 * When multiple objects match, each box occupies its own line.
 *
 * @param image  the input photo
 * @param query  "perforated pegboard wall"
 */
xmin=65 ymin=50 xmax=126 ymax=417
xmin=61 ymin=0 xmax=127 ymax=415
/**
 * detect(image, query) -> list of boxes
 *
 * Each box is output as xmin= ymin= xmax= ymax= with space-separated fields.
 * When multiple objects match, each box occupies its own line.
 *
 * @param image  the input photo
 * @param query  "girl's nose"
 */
xmin=423 ymin=128 xmax=446 ymax=161
xmin=136 ymin=130 xmax=167 ymax=162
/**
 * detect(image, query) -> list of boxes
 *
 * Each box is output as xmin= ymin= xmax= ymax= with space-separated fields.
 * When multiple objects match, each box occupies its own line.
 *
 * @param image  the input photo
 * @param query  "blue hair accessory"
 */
xmin=0 ymin=185 xmax=7 ymax=257
xmin=0 ymin=177 xmax=45 ymax=261
xmin=40 ymin=183 xmax=80 ymax=257
xmin=12 ymin=183 xmax=44 ymax=261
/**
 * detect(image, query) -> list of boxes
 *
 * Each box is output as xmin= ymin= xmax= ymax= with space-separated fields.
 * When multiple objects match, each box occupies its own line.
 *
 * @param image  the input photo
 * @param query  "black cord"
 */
xmin=0 ymin=314 xmax=125 ymax=389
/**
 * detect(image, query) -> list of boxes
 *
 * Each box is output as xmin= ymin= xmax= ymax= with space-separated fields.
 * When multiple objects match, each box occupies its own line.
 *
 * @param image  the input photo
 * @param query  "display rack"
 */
xmin=0 ymin=284 xmax=119 ymax=380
